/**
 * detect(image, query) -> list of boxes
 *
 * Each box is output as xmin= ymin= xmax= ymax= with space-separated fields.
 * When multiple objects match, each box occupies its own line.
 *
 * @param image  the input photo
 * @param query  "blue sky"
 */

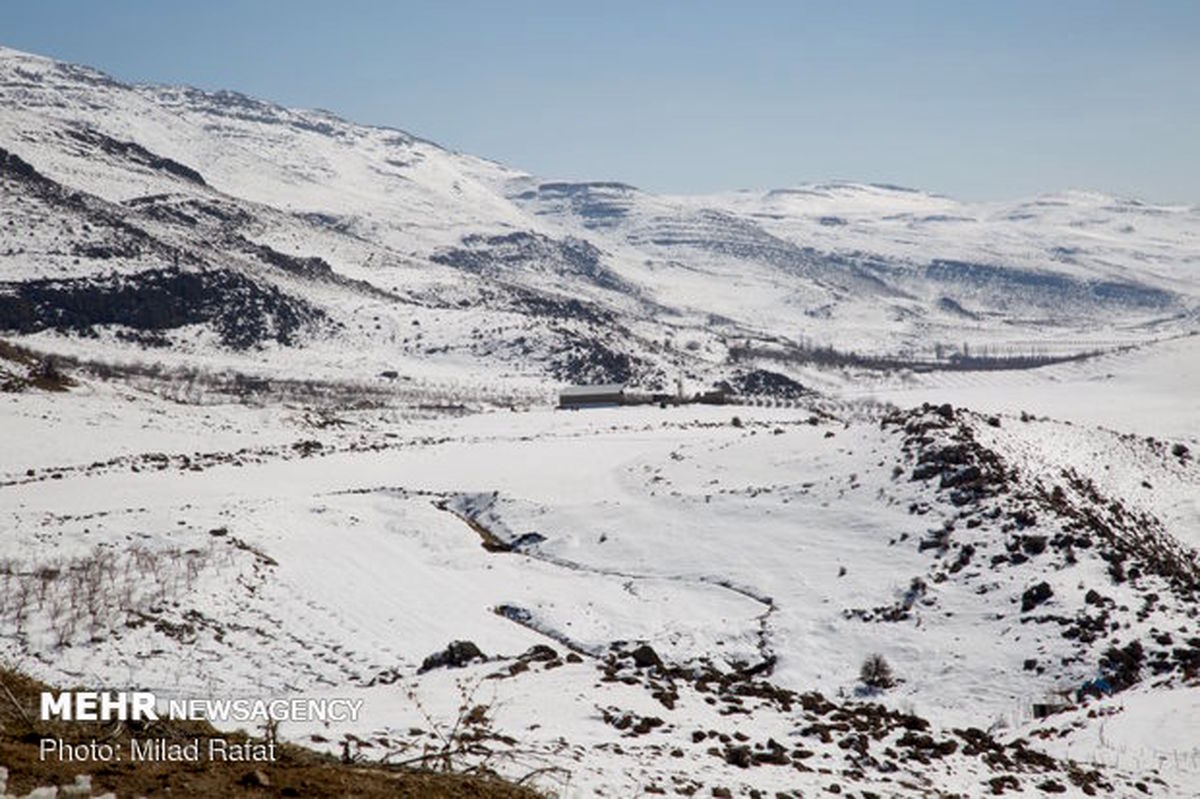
xmin=3 ymin=1 xmax=1198 ymax=201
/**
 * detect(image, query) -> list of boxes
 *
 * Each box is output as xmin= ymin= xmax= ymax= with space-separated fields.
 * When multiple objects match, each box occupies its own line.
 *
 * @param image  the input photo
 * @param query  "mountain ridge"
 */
xmin=2 ymin=42 xmax=1198 ymax=394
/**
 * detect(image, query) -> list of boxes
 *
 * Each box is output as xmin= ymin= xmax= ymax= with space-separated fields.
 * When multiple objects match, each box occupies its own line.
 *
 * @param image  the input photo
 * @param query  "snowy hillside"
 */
xmin=3 ymin=45 xmax=1199 ymax=391
xmin=2 ymin=45 xmax=1199 ymax=797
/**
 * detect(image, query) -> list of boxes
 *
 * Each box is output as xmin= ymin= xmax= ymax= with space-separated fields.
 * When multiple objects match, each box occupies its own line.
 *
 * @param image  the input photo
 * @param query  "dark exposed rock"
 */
xmin=0 ymin=147 xmax=43 ymax=182
xmin=518 ymin=182 xmax=636 ymax=229
xmin=505 ymin=284 xmax=616 ymax=326
xmin=723 ymin=744 xmax=752 ymax=768
xmin=517 ymin=644 xmax=559 ymax=662
xmin=1021 ymin=535 xmax=1048 ymax=555
xmin=233 ymin=235 xmax=335 ymax=280
xmin=419 ymin=640 xmax=486 ymax=673
xmin=1021 ymin=582 xmax=1054 ymax=612
xmin=731 ymin=369 xmax=808 ymax=399
xmin=510 ymin=531 xmax=547 ymax=551
xmin=433 ymin=230 xmax=629 ymax=293
xmin=0 ymin=268 xmax=324 ymax=349
xmin=940 ymin=464 xmax=982 ymax=488
xmin=64 ymin=127 xmax=206 ymax=185
xmin=629 ymin=644 xmax=663 ymax=669
xmin=549 ymin=330 xmax=639 ymax=385
xmin=599 ymin=705 xmax=664 ymax=737
xmin=1100 ymin=640 xmax=1145 ymax=689
xmin=926 ymin=259 xmax=1176 ymax=311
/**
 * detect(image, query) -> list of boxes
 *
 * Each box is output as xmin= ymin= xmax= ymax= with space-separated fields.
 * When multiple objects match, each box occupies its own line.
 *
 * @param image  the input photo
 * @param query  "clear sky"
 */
xmin=3 ymin=1 xmax=1198 ymax=202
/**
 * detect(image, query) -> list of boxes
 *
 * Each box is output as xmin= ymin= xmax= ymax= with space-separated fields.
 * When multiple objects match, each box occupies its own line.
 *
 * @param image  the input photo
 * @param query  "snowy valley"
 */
xmin=1 ymin=45 xmax=1199 ymax=798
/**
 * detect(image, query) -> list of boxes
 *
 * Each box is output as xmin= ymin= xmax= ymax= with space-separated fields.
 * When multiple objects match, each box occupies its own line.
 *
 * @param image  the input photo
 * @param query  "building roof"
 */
xmin=559 ymin=382 xmax=626 ymax=398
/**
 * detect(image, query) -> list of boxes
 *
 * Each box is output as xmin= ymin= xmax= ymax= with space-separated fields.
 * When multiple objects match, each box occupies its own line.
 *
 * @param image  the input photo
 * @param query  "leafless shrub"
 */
xmin=860 ymin=653 xmax=895 ymax=690
xmin=35 ymin=561 xmax=61 ymax=609
xmin=0 ymin=558 xmax=13 ymax=615
xmin=12 ymin=575 xmax=33 ymax=632
xmin=393 ymin=678 xmax=500 ymax=773
xmin=380 ymin=678 xmax=570 ymax=792
xmin=49 ymin=594 xmax=75 ymax=649
xmin=3 ymin=537 xmax=231 ymax=654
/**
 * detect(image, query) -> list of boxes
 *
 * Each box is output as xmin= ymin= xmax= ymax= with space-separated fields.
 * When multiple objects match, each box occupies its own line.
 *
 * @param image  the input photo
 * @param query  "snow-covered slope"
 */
xmin=3 ymin=44 xmax=1199 ymax=392
xmin=2 ymin=389 xmax=1197 ymax=796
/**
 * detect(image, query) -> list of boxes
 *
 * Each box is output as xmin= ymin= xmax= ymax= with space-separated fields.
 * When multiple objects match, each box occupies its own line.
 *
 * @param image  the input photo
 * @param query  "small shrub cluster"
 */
xmin=0 ymin=540 xmax=228 ymax=651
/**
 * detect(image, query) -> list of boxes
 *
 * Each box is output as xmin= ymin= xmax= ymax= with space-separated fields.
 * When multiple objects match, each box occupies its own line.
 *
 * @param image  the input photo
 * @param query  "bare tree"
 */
xmin=860 ymin=653 xmax=895 ymax=690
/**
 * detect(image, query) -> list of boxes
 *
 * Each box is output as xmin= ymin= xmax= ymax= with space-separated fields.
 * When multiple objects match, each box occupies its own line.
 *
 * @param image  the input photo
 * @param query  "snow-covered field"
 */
xmin=1 ymin=44 xmax=1199 ymax=797
xmin=2 ymin=373 xmax=1197 ymax=796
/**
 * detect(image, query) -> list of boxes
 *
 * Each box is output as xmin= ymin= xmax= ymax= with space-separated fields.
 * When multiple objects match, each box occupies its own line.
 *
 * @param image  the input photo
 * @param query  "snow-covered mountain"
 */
xmin=2 ymin=45 xmax=1198 ymax=393
xmin=2 ymin=45 xmax=1198 ymax=798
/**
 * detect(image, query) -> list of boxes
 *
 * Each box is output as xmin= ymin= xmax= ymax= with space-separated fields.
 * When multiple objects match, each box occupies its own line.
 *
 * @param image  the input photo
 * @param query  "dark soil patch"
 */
xmin=0 ymin=667 xmax=542 ymax=799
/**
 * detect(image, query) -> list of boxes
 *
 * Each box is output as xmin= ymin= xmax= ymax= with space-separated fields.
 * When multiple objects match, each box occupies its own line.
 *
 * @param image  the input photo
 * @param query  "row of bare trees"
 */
xmin=0 ymin=540 xmax=232 ymax=651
